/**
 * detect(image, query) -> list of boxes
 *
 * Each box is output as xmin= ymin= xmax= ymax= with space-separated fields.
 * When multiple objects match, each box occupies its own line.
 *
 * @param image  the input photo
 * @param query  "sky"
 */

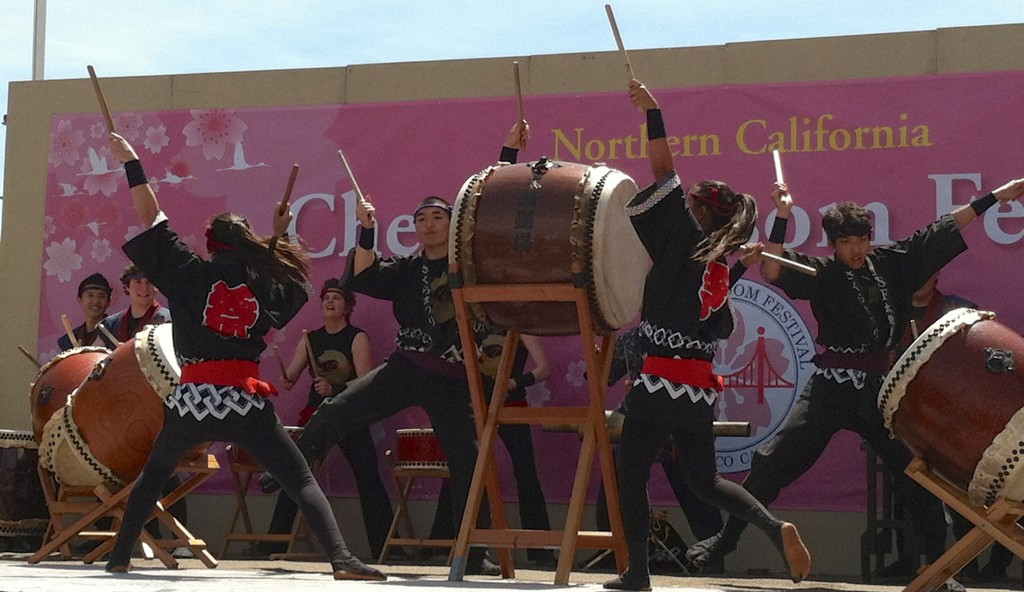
xmin=1 ymin=0 xmax=1022 ymax=234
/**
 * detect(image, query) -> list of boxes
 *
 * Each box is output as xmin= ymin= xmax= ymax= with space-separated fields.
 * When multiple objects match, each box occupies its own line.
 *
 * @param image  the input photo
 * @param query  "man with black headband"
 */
xmin=58 ymin=272 xmax=117 ymax=350
xmin=101 ymin=263 xmax=170 ymax=342
xmin=687 ymin=177 xmax=1024 ymax=584
xmin=272 ymin=120 xmax=532 ymax=576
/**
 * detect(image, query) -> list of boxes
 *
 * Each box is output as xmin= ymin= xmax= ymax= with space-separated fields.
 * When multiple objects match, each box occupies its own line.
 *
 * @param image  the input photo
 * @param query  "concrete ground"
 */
xmin=2 ymin=553 xmax=1021 ymax=592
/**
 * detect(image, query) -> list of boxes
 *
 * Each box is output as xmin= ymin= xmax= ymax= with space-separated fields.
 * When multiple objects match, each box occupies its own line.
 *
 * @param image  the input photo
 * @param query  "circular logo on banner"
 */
xmin=713 ymin=279 xmax=815 ymax=473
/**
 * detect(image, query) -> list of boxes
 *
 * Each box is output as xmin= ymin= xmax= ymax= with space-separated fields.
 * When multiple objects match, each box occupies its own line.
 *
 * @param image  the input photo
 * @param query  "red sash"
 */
xmin=641 ymin=356 xmax=724 ymax=391
xmin=180 ymin=360 xmax=278 ymax=397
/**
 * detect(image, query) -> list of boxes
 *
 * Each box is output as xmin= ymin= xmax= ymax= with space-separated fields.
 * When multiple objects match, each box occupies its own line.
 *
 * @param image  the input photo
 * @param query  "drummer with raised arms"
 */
xmin=687 ymin=164 xmax=1024 ymax=572
xmin=102 ymin=132 xmax=384 ymax=581
xmin=604 ymin=79 xmax=811 ymax=591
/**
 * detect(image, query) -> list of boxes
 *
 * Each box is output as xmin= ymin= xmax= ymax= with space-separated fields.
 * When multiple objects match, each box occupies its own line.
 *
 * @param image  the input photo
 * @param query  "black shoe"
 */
xmin=465 ymin=557 xmax=501 ymax=576
xmin=105 ymin=562 xmax=132 ymax=574
xmin=685 ymin=530 xmax=736 ymax=569
xmin=258 ymin=472 xmax=280 ymax=494
xmin=530 ymin=550 xmax=558 ymax=568
xmin=332 ymin=556 xmax=387 ymax=581
xmin=603 ymin=571 xmax=652 ymax=591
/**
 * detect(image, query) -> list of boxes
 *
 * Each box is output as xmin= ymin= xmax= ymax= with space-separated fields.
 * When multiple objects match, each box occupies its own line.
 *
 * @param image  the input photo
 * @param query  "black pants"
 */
xmin=268 ymin=425 xmax=393 ymax=557
xmin=297 ymin=351 xmax=490 ymax=555
xmin=733 ymin=373 xmax=947 ymax=560
xmin=616 ymin=397 xmax=782 ymax=578
xmin=109 ymin=396 xmax=352 ymax=568
xmin=430 ymin=422 xmax=551 ymax=560
xmin=596 ymin=441 xmax=723 ymax=542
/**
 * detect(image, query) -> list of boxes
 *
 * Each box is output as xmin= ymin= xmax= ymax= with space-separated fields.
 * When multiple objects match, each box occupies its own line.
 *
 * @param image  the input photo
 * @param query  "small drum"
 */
xmin=450 ymin=159 xmax=647 ymax=335
xmin=28 ymin=346 xmax=110 ymax=442
xmin=880 ymin=308 xmax=1024 ymax=506
xmin=0 ymin=430 xmax=48 ymax=548
xmin=39 ymin=324 xmax=182 ymax=486
xmin=395 ymin=428 xmax=447 ymax=469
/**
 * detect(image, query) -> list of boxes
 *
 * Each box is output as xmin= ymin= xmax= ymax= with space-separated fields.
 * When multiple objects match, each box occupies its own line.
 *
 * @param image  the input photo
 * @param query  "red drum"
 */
xmin=0 ymin=430 xmax=48 ymax=547
xmin=395 ymin=428 xmax=447 ymax=469
xmin=450 ymin=159 xmax=647 ymax=335
xmin=39 ymin=324 xmax=182 ymax=486
xmin=879 ymin=308 xmax=1024 ymax=506
xmin=28 ymin=346 xmax=110 ymax=443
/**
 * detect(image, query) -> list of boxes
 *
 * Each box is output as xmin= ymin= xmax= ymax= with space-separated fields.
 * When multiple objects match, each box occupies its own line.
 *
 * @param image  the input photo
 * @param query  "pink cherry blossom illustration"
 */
xmin=183 ymin=109 xmax=249 ymax=161
xmin=144 ymin=125 xmax=170 ymax=154
xmin=43 ymin=238 xmax=83 ymax=282
xmin=49 ymin=120 xmax=85 ymax=167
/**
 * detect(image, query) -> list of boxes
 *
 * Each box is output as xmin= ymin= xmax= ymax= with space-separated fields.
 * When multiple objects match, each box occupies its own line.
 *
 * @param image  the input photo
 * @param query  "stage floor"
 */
xmin=1 ymin=554 xmax=1019 ymax=592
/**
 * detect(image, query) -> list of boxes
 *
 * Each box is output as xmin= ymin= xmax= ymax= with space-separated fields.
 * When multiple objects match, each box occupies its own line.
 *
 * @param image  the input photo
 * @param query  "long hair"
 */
xmin=206 ymin=213 xmax=310 ymax=286
xmin=689 ymin=180 xmax=759 ymax=264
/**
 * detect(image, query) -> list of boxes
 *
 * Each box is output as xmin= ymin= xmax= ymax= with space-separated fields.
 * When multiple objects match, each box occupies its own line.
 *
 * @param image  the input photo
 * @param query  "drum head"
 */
xmin=134 ymin=323 xmax=180 ymax=398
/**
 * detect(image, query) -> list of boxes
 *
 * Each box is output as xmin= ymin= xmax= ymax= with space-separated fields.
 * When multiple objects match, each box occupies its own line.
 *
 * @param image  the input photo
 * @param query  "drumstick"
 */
xmin=605 ymin=4 xmax=635 ymax=81
xmin=760 ymin=251 xmax=818 ymax=277
xmin=910 ymin=320 xmax=920 ymax=339
xmin=60 ymin=314 xmax=80 ymax=348
xmin=279 ymin=164 xmax=300 ymax=216
xmin=17 ymin=346 xmax=42 ymax=369
xmin=87 ymin=65 xmax=116 ymax=133
xmin=772 ymin=149 xmax=785 ymax=185
xmin=97 ymin=323 xmax=120 ymax=347
xmin=337 ymin=149 xmax=375 ymax=224
xmin=273 ymin=344 xmax=288 ymax=381
xmin=302 ymin=330 xmax=321 ymax=378
xmin=513 ymin=60 xmax=525 ymax=124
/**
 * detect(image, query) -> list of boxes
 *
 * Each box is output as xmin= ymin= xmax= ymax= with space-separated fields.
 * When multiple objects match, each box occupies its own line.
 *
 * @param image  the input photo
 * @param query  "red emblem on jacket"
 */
xmin=699 ymin=261 xmax=730 ymax=320
xmin=203 ymin=280 xmax=259 ymax=339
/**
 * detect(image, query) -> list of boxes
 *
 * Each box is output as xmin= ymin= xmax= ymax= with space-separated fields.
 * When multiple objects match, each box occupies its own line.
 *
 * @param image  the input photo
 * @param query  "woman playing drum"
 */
xmin=604 ymin=80 xmax=810 ymax=591
xmin=102 ymin=133 xmax=385 ymax=581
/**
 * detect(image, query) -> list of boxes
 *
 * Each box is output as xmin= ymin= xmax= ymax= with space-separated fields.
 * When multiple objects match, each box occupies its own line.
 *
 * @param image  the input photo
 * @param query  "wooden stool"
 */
xmin=902 ymin=457 xmax=1024 ymax=592
xmin=378 ymin=430 xmax=454 ymax=563
xmin=31 ymin=453 xmax=220 ymax=568
xmin=219 ymin=427 xmax=312 ymax=558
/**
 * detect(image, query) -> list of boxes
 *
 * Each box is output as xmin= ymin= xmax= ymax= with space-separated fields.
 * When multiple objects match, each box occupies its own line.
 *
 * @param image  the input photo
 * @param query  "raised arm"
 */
xmin=629 ymin=79 xmax=672 ymax=182
xmin=281 ymin=337 xmax=310 ymax=389
xmin=760 ymin=181 xmax=794 ymax=284
xmin=352 ymin=196 xmax=377 ymax=276
xmin=109 ymin=133 xmax=159 ymax=227
xmin=951 ymin=178 xmax=1024 ymax=229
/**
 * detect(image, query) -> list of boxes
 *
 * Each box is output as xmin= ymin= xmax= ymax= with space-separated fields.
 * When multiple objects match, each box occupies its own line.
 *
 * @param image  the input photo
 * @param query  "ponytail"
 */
xmin=689 ymin=181 xmax=758 ymax=264
xmin=206 ymin=213 xmax=311 ymax=286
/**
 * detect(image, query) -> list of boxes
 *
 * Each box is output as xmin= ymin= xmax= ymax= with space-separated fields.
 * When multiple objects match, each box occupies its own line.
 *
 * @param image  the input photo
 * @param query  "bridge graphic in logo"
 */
xmin=713 ymin=279 xmax=816 ymax=473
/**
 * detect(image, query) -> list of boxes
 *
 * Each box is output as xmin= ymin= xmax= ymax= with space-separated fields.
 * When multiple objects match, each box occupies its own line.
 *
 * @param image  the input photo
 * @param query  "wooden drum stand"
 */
xmin=447 ymin=266 xmax=627 ymax=584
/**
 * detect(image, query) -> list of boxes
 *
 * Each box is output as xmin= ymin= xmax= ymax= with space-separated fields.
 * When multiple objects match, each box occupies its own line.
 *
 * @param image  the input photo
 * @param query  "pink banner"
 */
xmin=40 ymin=70 xmax=1024 ymax=513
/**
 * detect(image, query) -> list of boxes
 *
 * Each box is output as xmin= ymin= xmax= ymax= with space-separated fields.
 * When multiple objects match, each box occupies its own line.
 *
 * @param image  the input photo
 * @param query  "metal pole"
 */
xmin=33 ymin=0 xmax=47 ymax=80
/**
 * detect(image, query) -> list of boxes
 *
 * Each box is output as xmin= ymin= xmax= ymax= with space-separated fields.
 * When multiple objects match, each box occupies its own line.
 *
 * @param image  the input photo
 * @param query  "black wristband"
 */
xmin=358 ymin=225 xmax=376 ymax=250
xmin=769 ymin=216 xmax=788 ymax=244
xmin=499 ymin=145 xmax=519 ymax=165
xmin=646 ymin=109 xmax=667 ymax=140
xmin=970 ymin=193 xmax=998 ymax=216
xmin=513 ymin=372 xmax=536 ymax=388
xmin=124 ymin=159 xmax=148 ymax=188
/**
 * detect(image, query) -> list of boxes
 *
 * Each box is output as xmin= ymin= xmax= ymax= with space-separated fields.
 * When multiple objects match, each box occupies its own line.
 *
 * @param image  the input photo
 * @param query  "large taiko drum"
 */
xmin=0 ymin=430 xmax=48 ymax=549
xmin=450 ymin=159 xmax=647 ymax=335
xmin=395 ymin=428 xmax=447 ymax=469
xmin=28 ymin=346 xmax=110 ymax=443
xmin=879 ymin=308 xmax=1024 ymax=506
xmin=39 ymin=324 xmax=182 ymax=486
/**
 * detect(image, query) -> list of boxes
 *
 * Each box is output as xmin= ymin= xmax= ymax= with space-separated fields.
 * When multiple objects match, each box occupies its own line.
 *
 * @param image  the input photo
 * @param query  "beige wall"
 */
xmin=3 ymin=24 xmax=1022 ymax=575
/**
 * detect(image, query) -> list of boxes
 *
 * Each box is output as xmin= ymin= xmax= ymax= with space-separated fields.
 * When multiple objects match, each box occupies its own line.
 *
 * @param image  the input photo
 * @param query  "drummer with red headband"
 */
xmin=604 ymin=79 xmax=811 ymax=592
xmin=101 ymin=133 xmax=384 ymax=581
xmin=687 ymin=168 xmax=1024 ymax=575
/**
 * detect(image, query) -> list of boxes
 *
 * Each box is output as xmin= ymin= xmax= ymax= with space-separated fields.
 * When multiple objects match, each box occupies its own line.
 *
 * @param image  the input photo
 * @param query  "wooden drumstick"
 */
xmin=17 ymin=346 xmax=42 ymax=369
xmin=302 ymin=330 xmax=321 ymax=378
xmin=337 ymin=149 xmax=375 ymax=224
xmin=60 ymin=314 xmax=80 ymax=348
xmin=279 ymin=164 xmax=300 ymax=216
xmin=273 ymin=344 xmax=288 ymax=381
xmin=760 ymin=251 xmax=818 ymax=277
xmin=772 ymin=149 xmax=793 ymax=202
xmin=513 ymin=60 xmax=525 ymax=124
xmin=910 ymin=320 xmax=920 ymax=339
xmin=87 ymin=65 xmax=116 ymax=133
xmin=605 ymin=4 xmax=636 ymax=81
xmin=97 ymin=323 xmax=120 ymax=347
